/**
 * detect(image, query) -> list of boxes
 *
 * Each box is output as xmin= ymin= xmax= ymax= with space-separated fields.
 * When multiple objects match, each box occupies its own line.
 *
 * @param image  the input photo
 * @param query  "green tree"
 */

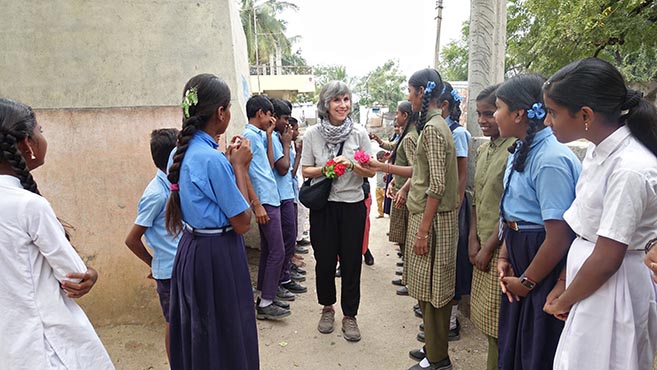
xmin=313 ymin=64 xmax=350 ymax=88
xmin=241 ymin=0 xmax=299 ymax=66
xmin=437 ymin=22 xmax=470 ymax=81
xmin=355 ymin=59 xmax=407 ymax=112
xmin=507 ymin=0 xmax=657 ymax=93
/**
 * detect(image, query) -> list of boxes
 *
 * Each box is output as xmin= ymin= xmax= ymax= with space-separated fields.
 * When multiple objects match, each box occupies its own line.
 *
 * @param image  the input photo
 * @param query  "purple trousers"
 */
xmin=256 ymin=204 xmax=285 ymax=300
xmin=279 ymin=199 xmax=297 ymax=283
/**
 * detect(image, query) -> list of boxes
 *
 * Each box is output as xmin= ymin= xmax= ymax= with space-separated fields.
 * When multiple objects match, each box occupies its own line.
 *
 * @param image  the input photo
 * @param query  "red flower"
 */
xmin=334 ymin=163 xmax=347 ymax=176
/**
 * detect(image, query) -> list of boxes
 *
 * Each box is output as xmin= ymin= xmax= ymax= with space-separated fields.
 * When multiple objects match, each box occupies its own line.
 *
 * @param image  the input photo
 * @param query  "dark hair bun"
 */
xmin=621 ymin=90 xmax=643 ymax=110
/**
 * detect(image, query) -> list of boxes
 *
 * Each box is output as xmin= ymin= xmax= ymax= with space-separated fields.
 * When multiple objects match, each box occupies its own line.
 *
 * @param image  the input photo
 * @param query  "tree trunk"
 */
xmin=467 ymin=0 xmax=507 ymax=137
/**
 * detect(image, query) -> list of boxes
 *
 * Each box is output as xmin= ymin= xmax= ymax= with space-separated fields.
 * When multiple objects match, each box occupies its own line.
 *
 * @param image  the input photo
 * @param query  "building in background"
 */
xmin=0 ymin=0 xmax=251 ymax=325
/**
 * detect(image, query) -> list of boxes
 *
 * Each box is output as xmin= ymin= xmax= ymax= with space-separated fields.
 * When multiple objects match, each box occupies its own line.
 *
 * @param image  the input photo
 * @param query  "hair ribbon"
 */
xmin=527 ymin=103 xmax=546 ymax=120
xmin=425 ymin=81 xmax=436 ymax=95
xmin=451 ymin=90 xmax=462 ymax=102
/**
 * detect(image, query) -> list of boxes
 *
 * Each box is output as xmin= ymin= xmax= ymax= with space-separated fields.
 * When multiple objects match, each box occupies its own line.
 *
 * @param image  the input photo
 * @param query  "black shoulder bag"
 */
xmin=299 ymin=141 xmax=345 ymax=210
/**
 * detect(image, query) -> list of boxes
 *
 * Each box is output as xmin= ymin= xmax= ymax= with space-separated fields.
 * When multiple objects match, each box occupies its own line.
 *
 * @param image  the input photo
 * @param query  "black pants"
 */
xmin=310 ymin=200 xmax=366 ymax=317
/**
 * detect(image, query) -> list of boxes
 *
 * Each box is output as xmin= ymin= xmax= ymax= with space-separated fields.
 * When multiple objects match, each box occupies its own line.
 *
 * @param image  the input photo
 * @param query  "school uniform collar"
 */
xmin=591 ymin=125 xmax=631 ymax=165
xmin=156 ymin=169 xmax=171 ymax=186
xmin=0 ymin=174 xmax=22 ymax=188
xmin=193 ymin=130 xmax=218 ymax=149
xmin=424 ymin=109 xmax=443 ymax=122
xmin=245 ymin=123 xmax=264 ymax=136
xmin=529 ymin=127 xmax=553 ymax=149
xmin=489 ymin=136 xmax=514 ymax=149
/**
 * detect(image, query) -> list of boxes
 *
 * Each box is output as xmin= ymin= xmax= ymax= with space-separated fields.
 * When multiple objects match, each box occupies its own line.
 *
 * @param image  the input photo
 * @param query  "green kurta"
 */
xmin=388 ymin=127 xmax=419 ymax=244
xmin=404 ymin=110 xmax=460 ymax=308
xmin=470 ymin=136 xmax=514 ymax=338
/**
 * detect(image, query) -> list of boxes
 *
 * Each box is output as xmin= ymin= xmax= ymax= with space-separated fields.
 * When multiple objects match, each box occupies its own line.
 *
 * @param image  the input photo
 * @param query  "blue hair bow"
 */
xmin=527 ymin=103 xmax=546 ymax=120
xmin=425 ymin=81 xmax=436 ymax=95
xmin=451 ymin=90 xmax=462 ymax=102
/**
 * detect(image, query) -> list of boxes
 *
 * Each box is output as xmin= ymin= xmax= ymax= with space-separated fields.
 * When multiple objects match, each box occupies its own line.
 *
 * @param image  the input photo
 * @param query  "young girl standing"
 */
xmin=494 ymin=74 xmax=581 ymax=370
xmin=542 ymin=58 xmax=657 ymax=370
xmin=368 ymin=68 xmax=460 ymax=370
xmin=468 ymin=84 xmax=514 ymax=370
xmin=0 ymin=98 xmax=114 ymax=369
xmin=165 ymin=74 xmax=258 ymax=370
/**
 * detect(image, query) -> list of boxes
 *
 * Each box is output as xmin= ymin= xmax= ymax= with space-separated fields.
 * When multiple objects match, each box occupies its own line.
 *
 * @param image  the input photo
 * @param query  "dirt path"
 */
xmin=98 ymin=208 xmax=488 ymax=370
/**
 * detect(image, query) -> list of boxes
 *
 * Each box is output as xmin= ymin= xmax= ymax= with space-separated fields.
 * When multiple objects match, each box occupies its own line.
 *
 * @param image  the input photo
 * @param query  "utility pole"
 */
xmin=433 ymin=0 xmax=444 ymax=68
xmin=253 ymin=1 xmax=261 ymax=94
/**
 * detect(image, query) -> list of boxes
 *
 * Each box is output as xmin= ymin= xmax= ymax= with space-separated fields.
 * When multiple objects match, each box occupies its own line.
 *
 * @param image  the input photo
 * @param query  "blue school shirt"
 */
xmin=446 ymin=116 xmax=471 ymax=158
xmin=271 ymin=131 xmax=295 ymax=201
xmin=177 ymin=131 xmax=250 ymax=228
xmin=502 ymin=127 xmax=581 ymax=225
xmin=291 ymin=145 xmax=299 ymax=203
xmin=134 ymin=170 xmax=181 ymax=279
xmin=242 ymin=123 xmax=281 ymax=207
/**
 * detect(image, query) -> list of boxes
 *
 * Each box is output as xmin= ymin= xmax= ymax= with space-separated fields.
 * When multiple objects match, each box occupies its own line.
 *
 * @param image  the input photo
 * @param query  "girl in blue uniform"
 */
xmin=165 ymin=74 xmax=258 ymax=370
xmin=493 ymin=74 xmax=581 ymax=370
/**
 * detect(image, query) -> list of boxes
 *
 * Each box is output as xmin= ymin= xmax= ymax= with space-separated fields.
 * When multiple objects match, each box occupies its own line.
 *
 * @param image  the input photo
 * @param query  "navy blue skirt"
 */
xmin=498 ymin=228 xmax=566 ymax=370
xmin=169 ymin=229 xmax=259 ymax=370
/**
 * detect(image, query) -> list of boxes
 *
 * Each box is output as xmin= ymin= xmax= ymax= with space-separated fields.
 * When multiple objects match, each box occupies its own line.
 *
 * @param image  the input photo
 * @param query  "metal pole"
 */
xmin=253 ymin=2 xmax=261 ymax=94
xmin=434 ymin=0 xmax=444 ymax=68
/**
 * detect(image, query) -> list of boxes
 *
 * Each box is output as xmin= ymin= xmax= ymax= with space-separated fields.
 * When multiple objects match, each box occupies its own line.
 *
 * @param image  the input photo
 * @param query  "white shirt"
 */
xmin=0 ymin=175 xmax=114 ymax=369
xmin=564 ymin=126 xmax=657 ymax=250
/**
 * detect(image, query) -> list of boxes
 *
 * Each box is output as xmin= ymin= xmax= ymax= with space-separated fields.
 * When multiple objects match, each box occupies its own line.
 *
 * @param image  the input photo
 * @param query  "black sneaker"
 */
xmin=256 ymin=297 xmax=290 ymax=310
xmin=291 ymin=264 xmax=306 ymax=275
xmin=417 ymin=330 xmax=425 ymax=342
xmin=409 ymin=347 xmax=425 ymax=361
xmin=392 ymin=278 xmax=404 ymax=286
xmin=256 ymin=303 xmax=291 ymax=320
xmin=414 ymin=306 xmax=423 ymax=318
xmin=282 ymin=281 xmax=307 ymax=294
xmin=395 ymin=269 xmax=403 ymax=276
xmin=364 ymin=249 xmax=374 ymax=265
xmin=448 ymin=319 xmax=460 ymax=341
xmin=396 ymin=261 xmax=404 ymax=267
xmin=408 ymin=357 xmax=452 ymax=370
xmin=396 ymin=286 xmax=409 ymax=296
xmin=419 ymin=323 xmax=424 ymax=331
xmin=290 ymin=270 xmax=306 ymax=282
xmin=296 ymin=238 xmax=311 ymax=246
xmin=276 ymin=286 xmax=296 ymax=301
xmin=296 ymin=245 xmax=309 ymax=254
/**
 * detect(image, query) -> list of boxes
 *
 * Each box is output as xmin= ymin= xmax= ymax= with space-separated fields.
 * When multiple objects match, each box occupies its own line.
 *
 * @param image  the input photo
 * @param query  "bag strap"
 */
xmin=336 ymin=141 xmax=346 ymax=156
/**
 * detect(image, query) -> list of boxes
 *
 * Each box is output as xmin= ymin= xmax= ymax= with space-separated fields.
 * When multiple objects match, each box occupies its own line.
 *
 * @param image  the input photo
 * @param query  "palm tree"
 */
xmin=241 ymin=0 xmax=299 ymax=66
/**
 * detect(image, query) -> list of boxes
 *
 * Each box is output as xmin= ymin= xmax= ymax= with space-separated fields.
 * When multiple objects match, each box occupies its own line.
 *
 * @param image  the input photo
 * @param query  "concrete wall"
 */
xmin=1 ymin=0 xmax=252 ymax=325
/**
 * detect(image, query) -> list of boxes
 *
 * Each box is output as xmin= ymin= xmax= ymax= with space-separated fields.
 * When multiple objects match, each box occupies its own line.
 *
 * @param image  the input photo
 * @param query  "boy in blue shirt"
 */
xmin=270 ymin=99 xmax=307 ymax=292
xmin=124 ymin=128 xmax=181 ymax=361
xmin=243 ymin=95 xmax=292 ymax=320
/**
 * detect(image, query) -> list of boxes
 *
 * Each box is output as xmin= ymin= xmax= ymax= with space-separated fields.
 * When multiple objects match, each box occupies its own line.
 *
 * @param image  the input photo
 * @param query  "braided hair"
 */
xmin=165 ymin=74 xmax=231 ymax=235
xmin=390 ymin=101 xmax=416 ymax=165
xmin=408 ymin=69 xmax=444 ymax=133
xmin=544 ymin=58 xmax=657 ymax=158
xmin=0 ymin=98 xmax=41 ymax=194
xmin=439 ymin=81 xmax=462 ymax=123
xmin=496 ymin=74 xmax=547 ymax=172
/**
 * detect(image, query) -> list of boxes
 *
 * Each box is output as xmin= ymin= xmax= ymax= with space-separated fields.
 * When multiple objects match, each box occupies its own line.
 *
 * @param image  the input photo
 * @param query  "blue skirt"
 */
xmin=169 ymin=229 xmax=259 ymax=370
xmin=498 ymin=228 xmax=566 ymax=370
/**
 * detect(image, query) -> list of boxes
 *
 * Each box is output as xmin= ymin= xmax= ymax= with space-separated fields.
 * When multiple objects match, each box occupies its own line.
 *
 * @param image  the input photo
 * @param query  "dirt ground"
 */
xmin=98 ymin=205 xmax=489 ymax=370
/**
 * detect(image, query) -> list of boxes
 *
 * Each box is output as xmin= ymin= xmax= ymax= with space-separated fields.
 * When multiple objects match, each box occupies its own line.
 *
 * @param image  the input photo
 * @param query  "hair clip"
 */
xmin=181 ymin=87 xmax=199 ymax=118
xmin=425 ymin=81 xmax=436 ymax=95
xmin=527 ymin=103 xmax=546 ymax=120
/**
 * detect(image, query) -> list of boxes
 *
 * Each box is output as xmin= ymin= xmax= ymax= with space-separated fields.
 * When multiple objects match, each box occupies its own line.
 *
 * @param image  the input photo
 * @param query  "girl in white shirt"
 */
xmin=0 ymin=98 xmax=114 ymax=369
xmin=542 ymin=58 xmax=657 ymax=370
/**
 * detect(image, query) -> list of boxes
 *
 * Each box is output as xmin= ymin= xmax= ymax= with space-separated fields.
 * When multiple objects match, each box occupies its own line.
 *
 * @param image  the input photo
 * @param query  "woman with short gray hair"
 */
xmin=301 ymin=80 xmax=374 ymax=342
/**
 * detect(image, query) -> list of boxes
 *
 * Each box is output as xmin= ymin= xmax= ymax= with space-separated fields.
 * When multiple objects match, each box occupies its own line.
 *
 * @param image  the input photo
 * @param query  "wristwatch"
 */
xmin=519 ymin=273 xmax=536 ymax=290
xmin=645 ymin=238 xmax=657 ymax=254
